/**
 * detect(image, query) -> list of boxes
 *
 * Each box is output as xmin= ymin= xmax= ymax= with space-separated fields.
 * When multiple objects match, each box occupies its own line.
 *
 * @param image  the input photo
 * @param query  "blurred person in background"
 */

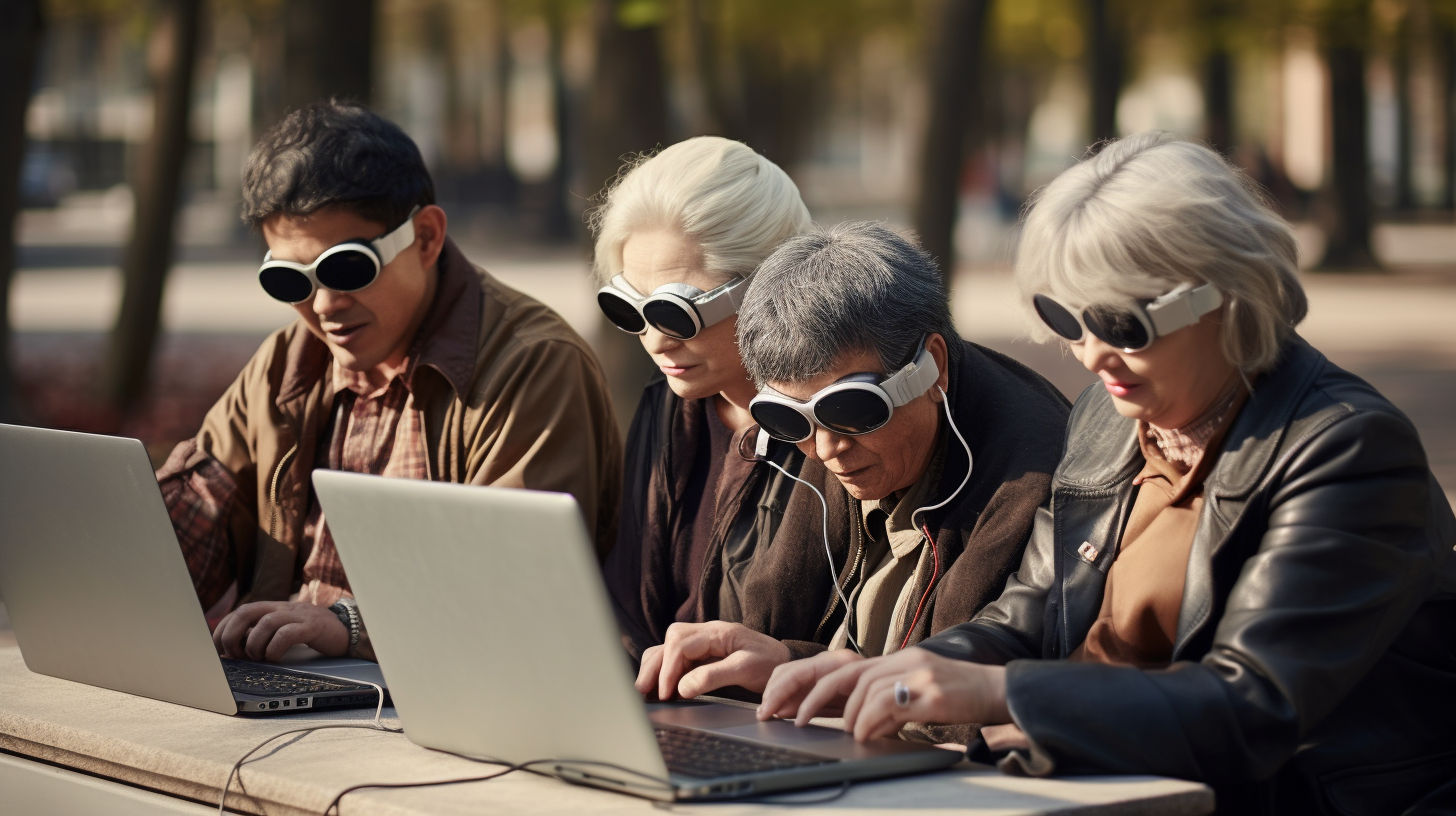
xmin=632 ymin=222 xmax=1070 ymax=747
xmin=597 ymin=136 xmax=816 ymax=665
xmin=760 ymin=133 xmax=1456 ymax=814
xmin=156 ymin=100 xmax=621 ymax=664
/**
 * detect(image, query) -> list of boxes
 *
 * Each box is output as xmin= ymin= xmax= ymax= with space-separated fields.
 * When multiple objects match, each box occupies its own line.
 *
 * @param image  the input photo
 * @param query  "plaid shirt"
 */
xmin=162 ymin=362 xmax=428 ymax=612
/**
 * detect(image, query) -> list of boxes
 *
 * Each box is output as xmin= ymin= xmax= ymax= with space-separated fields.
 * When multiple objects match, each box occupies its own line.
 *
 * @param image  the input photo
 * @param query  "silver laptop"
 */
xmin=0 ymin=423 xmax=386 ymax=715
xmin=313 ymin=470 xmax=961 ymax=801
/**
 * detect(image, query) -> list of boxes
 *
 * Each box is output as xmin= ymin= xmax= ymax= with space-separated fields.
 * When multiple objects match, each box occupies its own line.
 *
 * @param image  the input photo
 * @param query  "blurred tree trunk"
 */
xmin=1319 ymin=42 xmax=1380 ymax=269
xmin=1446 ymin=19 xmax=1456 ymax=210
xmin=0 ymin=0 xmax=44 ymax=424
xmin=586 ymin=0 xmax=669 ymax=438
xmin=281 ymin=0 xmax=375 ymax=111
xmin=542 ymin=3 xmax=575 ymax=241
xmin=1087 ymin=0 xmax=1122 ymax=144
xmin=103 ymin=0 xmax=203 ymax=413
xmin=1200 ymin=0 xmax=1234 ymax=155
xmin=912 ymin=0 xmax=991 ymax=286
xmin=1394 ymin=11 xmax=1414 ymax=211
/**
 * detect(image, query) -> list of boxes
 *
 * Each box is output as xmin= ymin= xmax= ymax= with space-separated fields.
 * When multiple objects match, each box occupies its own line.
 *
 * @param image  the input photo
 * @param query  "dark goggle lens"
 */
xmin=259 ymin=266 xmax=315 ymax=303
xmin=642 ymin=300 xmax=701 ymax=339
xmin=751 ymin=402 xmax=814 ymax=442
xmin=814 ymin=389 xmax=892 ymax=435
xmin=1084 ymin=305 xmax=1151 ymax=350
xmin=1033 ymin=294 xmax=1083 ymax=341
xmin=597 ymin=291 xmax=647 ymax=333
xmin=314 ymin=249 xmax=380 ymax=292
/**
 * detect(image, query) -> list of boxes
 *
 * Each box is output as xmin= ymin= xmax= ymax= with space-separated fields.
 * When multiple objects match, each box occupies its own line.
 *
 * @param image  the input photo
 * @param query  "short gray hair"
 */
xmin=589 ymin=136 xmax=811 ymax=285
xmin=738 ymin=221 xmax=960 ymax=387
xmin=1015 ymin=131 xmax=1307 ymax=373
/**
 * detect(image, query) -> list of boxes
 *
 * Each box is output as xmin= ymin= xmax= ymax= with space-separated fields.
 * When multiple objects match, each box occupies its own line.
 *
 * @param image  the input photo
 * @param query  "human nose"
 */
xmin=640 ymin=325 xmax=682 ymax=354
xmin=311 ymin=286 xmax=354 ymax=318
xmin=805 ymin=426 xmax=851 ymax=463
xmin=1074 ymin=334 xmax=1123 ymax=375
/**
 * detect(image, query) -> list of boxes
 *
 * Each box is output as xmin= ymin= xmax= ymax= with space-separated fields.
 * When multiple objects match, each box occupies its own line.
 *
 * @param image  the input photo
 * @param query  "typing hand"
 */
xmin=756 ymin=648 xmax=865 ymax=721
xmin=794 ymin=647 xmax=1011 ymax=742
xmin=212 ymin=601 xmax=348 ymax=663
xmin=634 ymin=621 xmax=791 ymax=701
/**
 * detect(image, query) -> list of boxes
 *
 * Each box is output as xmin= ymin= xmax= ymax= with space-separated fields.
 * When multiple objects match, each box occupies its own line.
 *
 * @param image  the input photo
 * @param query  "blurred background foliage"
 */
xmin=1 ymin=0 xmax=1453 ymax=445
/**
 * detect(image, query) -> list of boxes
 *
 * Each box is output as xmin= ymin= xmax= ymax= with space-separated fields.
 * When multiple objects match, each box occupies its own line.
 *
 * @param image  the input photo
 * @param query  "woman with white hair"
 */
xmin=595 ymin=136 xmax=817 ymax=661
xmin=759 ymin=132 xmax=1456 ymax=813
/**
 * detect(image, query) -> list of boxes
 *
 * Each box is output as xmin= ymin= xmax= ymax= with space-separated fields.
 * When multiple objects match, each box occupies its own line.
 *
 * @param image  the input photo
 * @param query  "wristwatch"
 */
xmin=328 ymin=597 xmax=362 ymax=657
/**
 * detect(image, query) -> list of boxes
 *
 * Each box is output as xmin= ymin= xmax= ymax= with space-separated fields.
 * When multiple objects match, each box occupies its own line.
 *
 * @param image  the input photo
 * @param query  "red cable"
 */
xmin=898 ymin=523 xmax=940 ymax=652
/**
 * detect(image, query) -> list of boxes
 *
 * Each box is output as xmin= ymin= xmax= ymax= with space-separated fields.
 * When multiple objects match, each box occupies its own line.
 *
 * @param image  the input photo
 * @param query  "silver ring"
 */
xmin=893 ymin=680 xmax=911 ymax=708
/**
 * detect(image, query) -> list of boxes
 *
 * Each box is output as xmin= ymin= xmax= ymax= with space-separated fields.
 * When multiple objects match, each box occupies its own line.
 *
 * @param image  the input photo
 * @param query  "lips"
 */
xmin=832 ymin=464 xmax=874 ymax=481
xmin=657 ymin=360 xmax=697 ymax=377
xmin=323 ymin=323 xmax=366 ymax=345
xmin=1102 ymin=378 xmax=1140 ymax=398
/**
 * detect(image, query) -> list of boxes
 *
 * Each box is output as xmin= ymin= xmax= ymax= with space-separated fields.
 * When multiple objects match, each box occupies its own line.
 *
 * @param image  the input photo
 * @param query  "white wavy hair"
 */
xmin=589 ymin=136 xmax=811 ymax=285
xmin=1015 ymin=131 xmax=1308 ymax=373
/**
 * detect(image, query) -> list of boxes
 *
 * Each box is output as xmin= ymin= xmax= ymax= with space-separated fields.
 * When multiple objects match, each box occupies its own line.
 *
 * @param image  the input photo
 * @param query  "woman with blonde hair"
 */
xmin=759 ymin=132 xmax=1456 ymax=814
xmin=596 ymin=136 xmax=819 ymax=663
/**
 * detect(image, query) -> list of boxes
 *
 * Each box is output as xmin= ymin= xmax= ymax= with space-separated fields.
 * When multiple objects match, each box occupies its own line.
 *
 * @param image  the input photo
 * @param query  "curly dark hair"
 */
xmin=240 ymin=99 xmax=434 ymax=230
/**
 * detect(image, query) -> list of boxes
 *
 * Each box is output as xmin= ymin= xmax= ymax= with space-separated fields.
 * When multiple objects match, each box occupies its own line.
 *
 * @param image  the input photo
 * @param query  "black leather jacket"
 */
xmin=919 ymin=337 xmax=1456 ymax=816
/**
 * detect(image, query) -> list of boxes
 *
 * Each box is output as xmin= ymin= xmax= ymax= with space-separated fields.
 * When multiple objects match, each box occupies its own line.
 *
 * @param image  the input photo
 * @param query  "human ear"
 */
xmin=413 ymin=205 xmax=449 ymax=269
xmin=926 ymin=333 xmax=950 ymax=399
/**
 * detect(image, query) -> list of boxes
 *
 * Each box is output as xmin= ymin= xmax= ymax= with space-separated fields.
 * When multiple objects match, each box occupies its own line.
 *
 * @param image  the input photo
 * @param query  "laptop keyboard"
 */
xmin=222 ymin=659 xmax=373 ymax=696
xmin=654 ymin=725 xmax=839 ymax=779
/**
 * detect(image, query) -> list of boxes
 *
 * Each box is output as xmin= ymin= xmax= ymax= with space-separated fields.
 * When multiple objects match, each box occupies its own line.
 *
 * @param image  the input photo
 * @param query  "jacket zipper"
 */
xmin=813 ymin=499 xmax=865 ymax=643
xmin=267 ymin=443 xmax=299 ymax=540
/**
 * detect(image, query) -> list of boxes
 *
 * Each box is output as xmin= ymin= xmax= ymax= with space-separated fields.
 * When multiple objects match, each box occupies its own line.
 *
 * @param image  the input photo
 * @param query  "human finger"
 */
xmin=847 ymin=673 xmax=920 ymax=742
xmin=243 ymin=611 xmax=293 ymax=662
xmin=838 ymin=650 xmax=938 ymax=727
xmin=758 ymin=650 xmax=861 ymax=721
xmin=677 ymin=647 xmax=768 ymax=699
xmin=657 ymin=625 xmax=725 ymax=701
xmin=264 ymin=622 xmax=311 ymax=663
xmin=635 ymin=646 xmax=665 ymax=695
xmin=794 ymin=658 xmax=876 ymax=727
xmin=214 ymin=604 xmax=271 ymax=658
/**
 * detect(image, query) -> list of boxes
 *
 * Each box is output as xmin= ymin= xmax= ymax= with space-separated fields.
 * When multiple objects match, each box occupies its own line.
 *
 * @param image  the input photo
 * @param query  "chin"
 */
xmin=1108 ymin=395 xmax=1154 ymax=421
xmin=663 ymin=375 xmax=717 ymax=402
xmin=836 ymin=478 xmax=889 ymax=503
xmin=328 ymin=347 xmax=380 ymax=373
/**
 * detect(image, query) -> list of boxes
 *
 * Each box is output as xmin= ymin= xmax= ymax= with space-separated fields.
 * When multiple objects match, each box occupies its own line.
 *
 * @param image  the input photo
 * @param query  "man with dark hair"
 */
xmin=157 ymin=100 xmax=621 ymax=662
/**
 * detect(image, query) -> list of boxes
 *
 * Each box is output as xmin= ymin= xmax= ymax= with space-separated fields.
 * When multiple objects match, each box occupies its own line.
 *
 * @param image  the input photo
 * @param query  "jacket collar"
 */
xmin=1053 ymin=334 xmax=1325 ymax=497
xmin=275 ymin=236 xmax=482 ymax=408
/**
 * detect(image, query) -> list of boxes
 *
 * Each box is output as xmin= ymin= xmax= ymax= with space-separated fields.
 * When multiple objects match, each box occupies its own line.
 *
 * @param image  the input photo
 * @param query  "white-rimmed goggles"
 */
xmin=596 ymin=274 xmax=747 ymax=340
xmin=257 ymin=206 xmax=420 ymax=304
xmin=1032 ymin=282 xmax=1223 ymax=353
xmin=749 ymin=339 xmax=941 ymax=443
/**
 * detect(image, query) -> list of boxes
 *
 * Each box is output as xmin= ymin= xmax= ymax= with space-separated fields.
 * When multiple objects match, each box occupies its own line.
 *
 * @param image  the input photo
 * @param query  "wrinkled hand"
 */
xmin=757 ymin=648 xmax=866 ymax=721
xmin=635 ymin=621 xmax=791 ymax=701
xmin=212 ymin=601 xmax=348 ymax=663
xmin=791 ymin=647 xmax=1011 ymax=742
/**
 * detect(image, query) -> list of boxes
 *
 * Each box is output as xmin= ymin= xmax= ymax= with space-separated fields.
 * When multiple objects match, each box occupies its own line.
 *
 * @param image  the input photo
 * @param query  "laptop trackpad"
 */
xmin=713 ymin=719 xmax=850 ymax=746
xmin=274 ymin=644 xmax=388 ymax=688
xmin=649 ymin=702 xmax=847 ymax=746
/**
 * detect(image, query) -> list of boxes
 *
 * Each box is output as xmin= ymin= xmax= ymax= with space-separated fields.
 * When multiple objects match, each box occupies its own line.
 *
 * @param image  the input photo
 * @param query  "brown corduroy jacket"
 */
xmin=163 ymin=238 xmax=621 ymax=606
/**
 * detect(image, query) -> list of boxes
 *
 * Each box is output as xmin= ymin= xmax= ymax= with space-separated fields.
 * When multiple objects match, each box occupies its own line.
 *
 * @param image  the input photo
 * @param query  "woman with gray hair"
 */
xmin=635 ymin=222 xmax=1070 ymax=740
xmin=761 ymin=133 xmax=1456 ymax=813
xmin=595 ymin=136 xmax=816 ymax=661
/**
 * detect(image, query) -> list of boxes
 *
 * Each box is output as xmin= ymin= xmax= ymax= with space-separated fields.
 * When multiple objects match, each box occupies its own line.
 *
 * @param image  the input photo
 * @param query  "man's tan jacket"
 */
xmin=169 ymin=238 xmax=621 ymax=605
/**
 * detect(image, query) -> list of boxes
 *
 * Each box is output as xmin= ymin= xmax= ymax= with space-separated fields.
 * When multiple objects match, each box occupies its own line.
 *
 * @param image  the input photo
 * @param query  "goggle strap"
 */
xmin=690 ymin=277 xmax=746 ymax=328
xmin=1145 ymin=282 xmax=1222 ymax=337
xmin=371 ymin=206 xmax=421 ymax=267
xmin=881 ymin=346 xmax=940 ymax=407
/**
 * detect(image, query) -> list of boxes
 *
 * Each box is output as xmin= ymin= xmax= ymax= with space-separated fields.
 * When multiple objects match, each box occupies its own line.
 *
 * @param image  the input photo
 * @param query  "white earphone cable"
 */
xmin=756 ymin=454 xmax=863 ymax=655
xmin=910 ymin=386 xmax=973 ymax=533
